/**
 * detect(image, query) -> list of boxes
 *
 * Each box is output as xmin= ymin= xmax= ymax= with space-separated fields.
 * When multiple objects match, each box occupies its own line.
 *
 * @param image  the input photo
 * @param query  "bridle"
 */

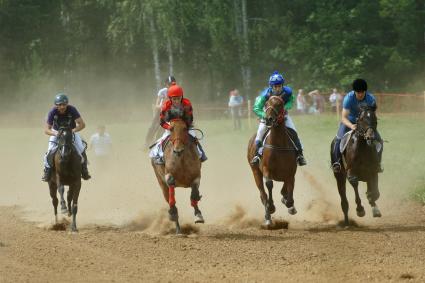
xmin=264 ymin=96 xmax=285 ymax=127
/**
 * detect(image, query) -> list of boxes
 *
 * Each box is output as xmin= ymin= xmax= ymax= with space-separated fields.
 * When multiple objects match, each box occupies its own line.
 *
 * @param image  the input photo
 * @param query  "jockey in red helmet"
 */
xmin=149 ymin=84 xmax=207 ymax=164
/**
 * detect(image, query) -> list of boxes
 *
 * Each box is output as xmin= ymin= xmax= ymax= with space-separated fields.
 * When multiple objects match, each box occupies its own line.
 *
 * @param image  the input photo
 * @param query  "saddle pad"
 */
xmin=339 ymin=130 xmax=353 ymax=153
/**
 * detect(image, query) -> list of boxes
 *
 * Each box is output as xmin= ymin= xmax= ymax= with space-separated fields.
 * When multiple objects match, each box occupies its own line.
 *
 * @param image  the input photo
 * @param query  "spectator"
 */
xmin=89 ymin=125 xmax=112 ymax=159
xmin=296 ymin=89 xmax=307 ymax=114
xmin=329 ymin=88 xmax=343 ymax=112
xmin=308 ymin=90 xmax=325 ymax=114
xmin=228 ymin=89 xmax=244 ymax=130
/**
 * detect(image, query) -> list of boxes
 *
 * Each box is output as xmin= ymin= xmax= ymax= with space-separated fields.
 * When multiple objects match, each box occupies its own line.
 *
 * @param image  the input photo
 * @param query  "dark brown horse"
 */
xmin=47 ymin=122 xmax=82 ymax=232
xmin=151 ymin=119 xmax=204 ymax=234
xmin=247 ymin=96 xmax=298 ymax=226
xmin=330 ymin=105 xmax=382 ymax=227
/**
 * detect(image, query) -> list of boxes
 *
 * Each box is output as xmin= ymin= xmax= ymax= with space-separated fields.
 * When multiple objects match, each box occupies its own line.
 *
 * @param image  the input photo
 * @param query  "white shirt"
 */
xmin=90 ymin=133 xmax=112 ymax=157
xmin=157 ymin=88 xmax=168 ymax=106
xmin=228 ymin=95 xmax=243 ymax=107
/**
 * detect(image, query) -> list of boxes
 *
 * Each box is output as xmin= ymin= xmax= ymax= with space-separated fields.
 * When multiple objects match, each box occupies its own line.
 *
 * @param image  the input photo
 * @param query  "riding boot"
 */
xmin=296 ymin=150 xmax=307 ymax=166
xmin=81 ymin=152 xmax=91 ymax=180
xmin=332 ymin=138 xmax=342 ymax=173
xmin=289 ymin=129 xmax=307 ymax=166
xmin=42 ymin=166 xmax=52 ymax=182
xmin=250 ymin=140 xmax=262 ymax=164
xmin=197 ymin=143 xmax=208 ymax=162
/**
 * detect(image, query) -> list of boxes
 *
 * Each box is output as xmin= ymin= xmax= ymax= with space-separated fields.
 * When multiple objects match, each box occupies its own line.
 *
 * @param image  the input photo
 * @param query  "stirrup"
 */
xmin=82 ymin=170 xmax=91 ymax=180
xmin=250 ymin=155 xmax=260 ymax=165
xmin=297 ymin=155 xmax=307 ymax=166
xmin=200 ymin=155 xmax=208 ymax=162
xmin=332 ymin=162 xmax=341 ymax=173
xmin=154 ymin=156 xmax=165 ymax=165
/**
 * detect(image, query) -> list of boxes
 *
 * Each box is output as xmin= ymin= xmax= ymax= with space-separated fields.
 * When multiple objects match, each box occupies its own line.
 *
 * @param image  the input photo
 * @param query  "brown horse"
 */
xmin=47 ymin=122 xmax=82 ymax=232
xmin=247 ymin=96 xmax=298 ymax=226
xmin=330 ymin=105 xmax=382 ymax=227
xmin=151 ymin=119 xmax=204 ymax=234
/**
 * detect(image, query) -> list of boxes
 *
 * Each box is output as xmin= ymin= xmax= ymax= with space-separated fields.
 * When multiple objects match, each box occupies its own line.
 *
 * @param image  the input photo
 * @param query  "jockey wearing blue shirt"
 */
xmin=331 ymin=79 xmax=383 ymax=173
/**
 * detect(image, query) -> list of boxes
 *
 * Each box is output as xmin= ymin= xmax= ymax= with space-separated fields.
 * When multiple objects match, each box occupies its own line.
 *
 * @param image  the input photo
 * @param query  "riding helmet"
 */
xmin=269 ymin=71 xmax=285 ymax=86
xmin=167 ymin=84 xmax=184 ymax=98
xmin=352 ymin=79 xmax=368 ymax=92
xmin=54 ymin=93 xmax=69 ymax=105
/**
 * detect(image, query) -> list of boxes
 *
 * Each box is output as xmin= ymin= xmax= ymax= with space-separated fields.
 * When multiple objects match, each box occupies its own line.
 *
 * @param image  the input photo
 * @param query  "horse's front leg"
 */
xmin=366 ymin=174 xmax=381 ymax=217
xmin=336 ymin=172 xmax=349 ymax=227
xmin=48 ymin=181 xmax=58 ymax=223
xmin=281 ymin=177 xmax=297 ymax=215
xmin=165 ymin=174 xmax=181 ymax=234
xmin=351 ymin=180 xmax=365 ymax=217
xmin=264 ymin=178 xmax=275 ymax=226
xmin=58 ymin=185 xmax=68 ymax=214
xmin=191 ymin=178 xmax=204 ymax=224
xmin=69 ymin=181 xmax=81 ymax=232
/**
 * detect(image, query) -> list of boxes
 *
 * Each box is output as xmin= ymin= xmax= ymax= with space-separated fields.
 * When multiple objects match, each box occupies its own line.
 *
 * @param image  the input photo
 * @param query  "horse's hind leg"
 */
xmin=366 ymin=174 xmax=381 ymax=217
xmin=165 ymin=174 xmax=181 ymax=234
xmin=351 ymin=180 xmax=365 ymax=217
xmin=191 ymin=178 xmax=204 ymax=224
xmin=48 ymin=181 xmax=58 ymax=223
xmin=281 ymin=177 xmax=297 ymax=215
xmin=250 ymin=166 xmax=270 ymax=225
xmin=58 ymin=185 xmax=68 ymax=214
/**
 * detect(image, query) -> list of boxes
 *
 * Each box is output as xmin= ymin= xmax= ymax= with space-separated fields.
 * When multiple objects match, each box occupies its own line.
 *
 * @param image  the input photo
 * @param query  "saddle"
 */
xmin=339 ymin=130 xmax=382 ymax=154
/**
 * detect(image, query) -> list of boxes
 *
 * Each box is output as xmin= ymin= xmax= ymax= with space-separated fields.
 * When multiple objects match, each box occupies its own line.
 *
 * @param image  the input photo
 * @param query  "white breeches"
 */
xmin=149 ymin=129 xmax=203 ymax=158
xmin=44 ymin=133 xmax=85 ymax=167
xmin=255 ymin=115 xmax=297 ymax=142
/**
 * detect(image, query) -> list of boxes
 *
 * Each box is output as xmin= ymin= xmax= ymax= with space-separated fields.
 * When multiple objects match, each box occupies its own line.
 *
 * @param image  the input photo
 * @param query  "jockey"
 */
xmin=42 ymin=93 xmax=91 ymax=181
xmin=251 ymin=71 xmax=307 ymax=166
xmin=144 ymin=76 xmax=177 ymax=149
xmin=331 ymin=79 xmax=383 ymax=173
xmin=150 ymin=84 xmax=207 ymax=165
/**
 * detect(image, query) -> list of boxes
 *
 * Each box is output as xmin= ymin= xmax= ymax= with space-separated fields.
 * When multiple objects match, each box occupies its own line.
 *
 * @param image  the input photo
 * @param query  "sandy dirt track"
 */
xmin=1 ymin=204 xmax=425 ymax=282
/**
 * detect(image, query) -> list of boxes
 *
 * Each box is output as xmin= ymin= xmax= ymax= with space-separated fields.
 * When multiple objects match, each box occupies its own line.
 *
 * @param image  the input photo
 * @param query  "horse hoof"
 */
xmin=169 ymin=214 xmax=178 ymax=222
xmin=194 ymin=213 xmax=205 ymax=224
xmin=372 ymin=206 xmax=382 ymax=217
xmin=288 ymin=206 xmax=297 ymax=215
xmin=356 ymin=208 xmax=366 ymax=217
xmin=264 ymin=219 xmax=272 ymax=226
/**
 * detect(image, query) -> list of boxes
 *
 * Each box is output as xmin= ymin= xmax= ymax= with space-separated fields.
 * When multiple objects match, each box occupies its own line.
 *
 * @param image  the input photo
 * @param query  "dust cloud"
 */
xmin=0 ymin=100 xmax=417 ymax=232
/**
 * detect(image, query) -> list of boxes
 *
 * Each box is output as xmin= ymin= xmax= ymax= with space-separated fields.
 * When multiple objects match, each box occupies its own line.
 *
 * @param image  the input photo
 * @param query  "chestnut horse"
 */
xmin=151 ymin=119 xmax=204 ymax=234
xmin=47 ymin=122 xmax=82 ymax=232
xmin=247 ymin=96 xmax=298 ymax=226
xmin=330 ymin=105 xmax=382 ymax=226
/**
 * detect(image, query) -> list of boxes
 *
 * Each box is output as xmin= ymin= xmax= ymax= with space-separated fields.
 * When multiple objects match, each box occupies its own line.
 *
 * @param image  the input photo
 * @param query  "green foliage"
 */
xmin=0 ymin=0 xmax=424 ymax=104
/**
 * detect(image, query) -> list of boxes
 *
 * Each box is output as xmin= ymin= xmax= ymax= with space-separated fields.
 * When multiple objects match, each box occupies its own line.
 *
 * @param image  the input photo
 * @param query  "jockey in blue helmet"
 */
xmin=251 ymin=71 xmax=307 ymax=166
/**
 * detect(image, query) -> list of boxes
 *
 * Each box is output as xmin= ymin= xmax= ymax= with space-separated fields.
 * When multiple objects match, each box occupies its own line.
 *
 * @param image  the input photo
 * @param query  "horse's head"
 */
xmin=169 ymin=119 xmax=188 ymax=156
xmin=57 ymin=123 xmax=74 ymax=162
xmin=356 ymin=104 xmax=378 ymax=146
xmin=264 ymin=96 xmax=285 ymax=128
